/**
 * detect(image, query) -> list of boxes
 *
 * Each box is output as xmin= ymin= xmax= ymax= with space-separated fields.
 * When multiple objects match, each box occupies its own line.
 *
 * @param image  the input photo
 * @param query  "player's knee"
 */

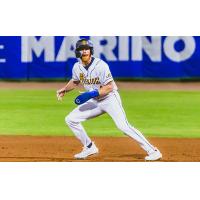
xmin=65 ymin=115 xmax=74 ymax=126
xmin=116 ymin=124 xmax=127 ymax=132
xmin=116 ymin=123 xmax=130 ymax=134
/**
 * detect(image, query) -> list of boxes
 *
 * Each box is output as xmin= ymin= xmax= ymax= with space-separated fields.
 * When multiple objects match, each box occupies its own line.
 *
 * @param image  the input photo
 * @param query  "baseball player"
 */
xmin=57 ymin=38 xmax=162 ymax=161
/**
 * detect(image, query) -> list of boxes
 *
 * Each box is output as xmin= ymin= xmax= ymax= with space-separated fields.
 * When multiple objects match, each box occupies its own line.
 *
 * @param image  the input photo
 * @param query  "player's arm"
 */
xmin=74 ymin=81 xmax=114 ymax=105
xmin=98 ymin=81 xmax=114 ymax=97
xmin=57 ymin=79 xmax=80 ymax=100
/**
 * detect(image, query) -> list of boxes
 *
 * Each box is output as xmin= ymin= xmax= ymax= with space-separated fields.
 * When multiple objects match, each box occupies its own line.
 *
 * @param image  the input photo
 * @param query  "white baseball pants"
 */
xmin=65 ymin=91 xmax=155 ymax=154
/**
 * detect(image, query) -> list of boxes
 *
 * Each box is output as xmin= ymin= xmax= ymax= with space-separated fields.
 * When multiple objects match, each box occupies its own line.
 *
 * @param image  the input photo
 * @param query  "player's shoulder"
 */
xmin=93 ymin=57 xmax=109 ymax=69
xmin=73 ymin=61 xmax=80 ymax=67
xmin=72 ymin=61 xmax=80 ymax=70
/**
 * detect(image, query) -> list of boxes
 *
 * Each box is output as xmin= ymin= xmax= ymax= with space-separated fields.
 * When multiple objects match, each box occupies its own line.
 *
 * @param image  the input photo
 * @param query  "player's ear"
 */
xmin=90 ymin=48 xmax=93 ymax=56
xmin=75 ymin=49 xmax=82 ymax=58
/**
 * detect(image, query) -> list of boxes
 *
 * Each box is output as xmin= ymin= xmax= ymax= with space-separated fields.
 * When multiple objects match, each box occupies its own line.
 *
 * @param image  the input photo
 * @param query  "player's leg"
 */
xmin=100 ymin=92 xmax=162 ymax=160
xmin=65 ymin=99 xmax=104 ymax=146
xmin=65 ymin=100 xmax=104 ymax=159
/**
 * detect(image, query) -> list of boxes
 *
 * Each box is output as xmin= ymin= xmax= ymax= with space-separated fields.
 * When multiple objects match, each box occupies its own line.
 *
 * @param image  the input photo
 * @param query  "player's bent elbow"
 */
xmin=108 ymin=85 xmax=114 ymax=93
xmin=99 ymin=82 xmax=114 ymax=96
xmin=106 ymin=83 xmax=114 ymax=93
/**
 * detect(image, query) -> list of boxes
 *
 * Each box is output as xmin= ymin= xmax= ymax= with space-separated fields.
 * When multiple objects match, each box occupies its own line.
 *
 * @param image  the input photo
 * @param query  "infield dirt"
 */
xmin=0 ymin=136 xmax=200 ymax=162
xmin=1 ymin=81 xmax=200 ymax=90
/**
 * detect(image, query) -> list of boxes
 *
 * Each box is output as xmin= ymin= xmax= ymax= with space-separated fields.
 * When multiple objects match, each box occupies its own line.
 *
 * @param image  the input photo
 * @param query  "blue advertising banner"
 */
xmin=0 ymin=36 xmax=200 ymax=80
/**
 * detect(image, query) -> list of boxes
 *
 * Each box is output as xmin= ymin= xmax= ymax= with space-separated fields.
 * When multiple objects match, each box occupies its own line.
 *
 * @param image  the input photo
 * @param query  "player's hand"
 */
xmin=56 ymin=88 xmax=66 ymax=101
xmin=74 ymin=90 xmax=99 ymax=105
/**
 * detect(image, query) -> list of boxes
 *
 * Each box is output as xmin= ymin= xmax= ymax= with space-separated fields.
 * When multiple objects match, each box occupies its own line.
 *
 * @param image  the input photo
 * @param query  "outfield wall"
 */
xmin=0 ymin=36 xmax=200 ymax=80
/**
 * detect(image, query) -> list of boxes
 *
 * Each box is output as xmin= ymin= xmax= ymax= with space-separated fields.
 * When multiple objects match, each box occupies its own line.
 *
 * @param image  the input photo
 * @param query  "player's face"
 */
xmin=81 ymin=47 xmax=91 ymax=63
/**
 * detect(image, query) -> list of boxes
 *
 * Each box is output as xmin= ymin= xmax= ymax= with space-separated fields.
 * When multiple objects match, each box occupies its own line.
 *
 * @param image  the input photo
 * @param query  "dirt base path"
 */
xmin=0 ymin=136 xmax=199 ymax=162
xmin=1 ymin=81 xmax=200 ymax=90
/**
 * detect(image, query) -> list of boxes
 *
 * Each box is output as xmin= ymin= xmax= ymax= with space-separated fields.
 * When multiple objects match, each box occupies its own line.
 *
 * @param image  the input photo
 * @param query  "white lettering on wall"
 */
xmin=56 ymin=36 xmax=80 ymax=61
xmin=90 ymin=36 xmax=117 ymax=61
xmin=132 ymin=36 xmax=162 ymax=61
xmin=164 ymin=36 xmax=195 ymax=62
xmin=21 ymin=36 xmax=54 ymax=62
xmin=20 ymin=36 xmax=196 ymax=63
xmin=118 ymin=36 xmax=129 ymax=61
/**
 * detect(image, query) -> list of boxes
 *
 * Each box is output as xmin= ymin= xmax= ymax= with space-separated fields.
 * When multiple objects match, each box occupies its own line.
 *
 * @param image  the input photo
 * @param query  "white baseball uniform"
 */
xmin=65 ymin=57 xmax=156 ymax=154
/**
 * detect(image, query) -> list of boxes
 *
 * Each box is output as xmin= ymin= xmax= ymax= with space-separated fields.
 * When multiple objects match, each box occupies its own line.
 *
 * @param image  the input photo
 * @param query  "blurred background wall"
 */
xmin=0 ymin=36 xmax=200 ymax=81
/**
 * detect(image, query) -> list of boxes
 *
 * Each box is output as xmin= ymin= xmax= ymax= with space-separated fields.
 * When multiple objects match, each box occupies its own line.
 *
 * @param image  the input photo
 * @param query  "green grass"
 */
xmin=0 ymin=89 xmax=200 ymax=138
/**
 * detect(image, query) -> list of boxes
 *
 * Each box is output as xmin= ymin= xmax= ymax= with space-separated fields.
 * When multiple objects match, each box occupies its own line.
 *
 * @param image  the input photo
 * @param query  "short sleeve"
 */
xmin=72 ymin=64 xmax=79 ymax=81
xmin=101 ymin=62 xmax=113 ymax=85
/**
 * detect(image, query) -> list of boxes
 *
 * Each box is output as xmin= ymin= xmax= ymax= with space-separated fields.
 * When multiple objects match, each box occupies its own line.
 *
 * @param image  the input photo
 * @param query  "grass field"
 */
xmin=0 ymin=89 xmax=200 ymax=138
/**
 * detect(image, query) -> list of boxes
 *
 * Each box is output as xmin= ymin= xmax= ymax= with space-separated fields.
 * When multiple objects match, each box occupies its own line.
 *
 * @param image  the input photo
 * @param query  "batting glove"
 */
xmin=74 ymin=90 xmax=100 ymax=105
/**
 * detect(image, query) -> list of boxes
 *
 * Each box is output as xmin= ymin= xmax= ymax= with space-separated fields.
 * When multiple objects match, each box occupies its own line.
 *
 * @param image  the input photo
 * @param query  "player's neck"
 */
xmin=81 ymin=57 xmax=92 ymax=67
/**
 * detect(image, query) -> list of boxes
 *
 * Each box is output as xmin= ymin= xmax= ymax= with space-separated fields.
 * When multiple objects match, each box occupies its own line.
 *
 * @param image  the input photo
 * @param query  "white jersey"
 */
xmin=72 ymin=57 xmax=118 ymax=97
xmin=65 ymin=57 xmax=157 ymax=157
